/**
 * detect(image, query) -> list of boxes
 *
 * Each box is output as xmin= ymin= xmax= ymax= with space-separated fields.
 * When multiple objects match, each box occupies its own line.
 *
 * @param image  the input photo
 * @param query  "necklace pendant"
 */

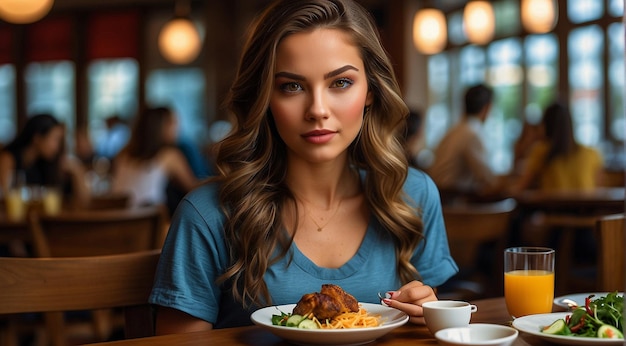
xmin=317 ymin=227 xmax=323 ymax=232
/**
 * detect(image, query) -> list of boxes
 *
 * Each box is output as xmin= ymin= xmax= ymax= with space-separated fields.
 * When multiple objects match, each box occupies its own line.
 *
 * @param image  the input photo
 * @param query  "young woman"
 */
xmin=150 ymin=0 xmax=457 ymax=333
xmin=111 ymin=107 xmax=199 ymax=210
xmin=0 ymin=114 xmax=88 ymax=204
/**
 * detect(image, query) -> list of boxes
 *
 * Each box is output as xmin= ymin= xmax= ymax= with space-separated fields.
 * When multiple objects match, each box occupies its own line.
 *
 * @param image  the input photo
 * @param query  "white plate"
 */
xmin=512 ymin=312 xmax=624 ymax=345
xmin=553 ymin=292 xmax=624 ymax=310
xmin=250 ymin=302 xmax=409 ymax=346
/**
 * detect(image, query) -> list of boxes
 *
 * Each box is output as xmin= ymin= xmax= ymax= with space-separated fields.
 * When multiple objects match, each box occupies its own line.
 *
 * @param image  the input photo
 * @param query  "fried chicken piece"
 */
xmin=320 ymin=284 xmax=359 ymax=313
xmin=292 ymin=284 xmax=359 ymax=320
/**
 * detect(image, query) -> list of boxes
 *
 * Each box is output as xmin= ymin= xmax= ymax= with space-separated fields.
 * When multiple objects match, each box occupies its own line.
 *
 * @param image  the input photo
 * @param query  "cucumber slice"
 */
xmin=598 ymin=325 xmax=624 ymax=339
xmin=286 ymin=314 xmax=305 ymax=327
xmin=297 ymin=319 xmax=319 ymax=329
xmin=542 ymin=319 xmax=568 ymax=335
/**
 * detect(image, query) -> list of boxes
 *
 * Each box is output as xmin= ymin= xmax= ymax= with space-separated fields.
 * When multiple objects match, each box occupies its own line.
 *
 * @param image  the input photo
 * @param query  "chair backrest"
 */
xmin=443 ymin=198 xmax=517 ymax=268
xmin=85 ymin=193 xmax=131 ymax=210
xmin=28 ymin=205 xmax=167 ymax=257
xmin=0 ymin=250 xmax=160 ymax=339
xmin=595 ymin=213 xmax=625 ymax=292
xmin=441 ymin=198 xmax=516 ymax=299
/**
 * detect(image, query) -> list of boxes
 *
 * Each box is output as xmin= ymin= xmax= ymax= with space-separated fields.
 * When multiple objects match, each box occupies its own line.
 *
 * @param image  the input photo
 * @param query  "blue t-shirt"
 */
xmin=149 ymin=168 xmax=458 ymax=328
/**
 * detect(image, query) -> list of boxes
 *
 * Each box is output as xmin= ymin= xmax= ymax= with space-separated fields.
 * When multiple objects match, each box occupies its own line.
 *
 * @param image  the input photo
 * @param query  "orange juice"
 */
xmin=504 ymin=270 xmax=554 ymax=318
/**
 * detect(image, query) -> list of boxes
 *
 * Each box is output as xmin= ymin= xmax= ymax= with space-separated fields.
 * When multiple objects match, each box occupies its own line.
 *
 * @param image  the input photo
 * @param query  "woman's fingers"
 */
xmin=381 ymin=281 xmax=437 ymax=325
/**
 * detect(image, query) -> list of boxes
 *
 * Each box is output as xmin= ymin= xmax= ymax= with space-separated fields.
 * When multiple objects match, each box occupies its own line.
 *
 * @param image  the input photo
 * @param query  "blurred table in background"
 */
xmin=513 ymin=187 xmax=625 ymax=294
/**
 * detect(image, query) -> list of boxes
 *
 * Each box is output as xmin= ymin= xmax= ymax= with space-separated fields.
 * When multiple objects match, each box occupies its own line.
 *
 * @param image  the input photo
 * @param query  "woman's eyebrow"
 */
xmin=324 ymin=65 xmax=359 ymax=79
xmin=275 ymin=71 xmax=305 ymax=80
xmin=274 ymin=65 xmax=359 ymax=81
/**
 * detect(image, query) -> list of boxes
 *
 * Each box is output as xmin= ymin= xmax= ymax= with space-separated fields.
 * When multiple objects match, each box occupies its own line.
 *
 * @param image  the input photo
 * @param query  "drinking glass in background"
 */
xmin=42 ymin=186 xmax=62 ymax=215
xmin=5 ymin=187 xmax=27 ymax=221
xmin=5 ymin=171 xmax=28 ymax=221
xmin=504 ymin=247 xmax=555 ymax=318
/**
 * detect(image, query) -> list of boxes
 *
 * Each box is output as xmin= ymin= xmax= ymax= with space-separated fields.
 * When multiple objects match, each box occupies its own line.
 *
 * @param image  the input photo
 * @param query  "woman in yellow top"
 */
xmin=512 ymin=102 xmax=602 ymax=192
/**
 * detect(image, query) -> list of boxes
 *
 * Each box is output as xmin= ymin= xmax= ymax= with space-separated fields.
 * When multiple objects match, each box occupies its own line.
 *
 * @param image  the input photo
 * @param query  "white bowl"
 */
xmin=434 ymin=323 xmax=518 ymax=346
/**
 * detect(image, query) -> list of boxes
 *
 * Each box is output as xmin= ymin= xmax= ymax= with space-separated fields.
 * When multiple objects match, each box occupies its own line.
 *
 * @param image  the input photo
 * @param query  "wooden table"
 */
xmin=84 ymin=297 xmax=559 ymax=345
xmin=513 ymin=187 xmax=625 ymax=294
xmin=514 ymin=187 xmax=625 ymax=222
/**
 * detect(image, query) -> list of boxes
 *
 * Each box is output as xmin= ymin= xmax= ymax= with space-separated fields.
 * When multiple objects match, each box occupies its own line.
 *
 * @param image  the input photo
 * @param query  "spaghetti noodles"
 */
xmin=312 ymin=307 xmax=382 ymax=329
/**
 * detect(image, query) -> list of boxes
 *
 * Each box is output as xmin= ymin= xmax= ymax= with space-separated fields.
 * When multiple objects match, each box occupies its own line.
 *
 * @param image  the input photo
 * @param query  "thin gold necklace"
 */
xmin=296 ymin=196 xmax=344 ymax=232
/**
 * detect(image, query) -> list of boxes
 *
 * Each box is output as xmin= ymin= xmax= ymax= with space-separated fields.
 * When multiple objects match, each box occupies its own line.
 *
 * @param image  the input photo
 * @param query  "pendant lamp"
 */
xmin=158 ymin=0 xmax=202 ymax=65
xmin=463 ymin=0 xmax=495 ymax=45
xmin=0 ymin=0 xmax=54 ymax=24
xmin=521 ymin=0 xmax=557 ymax=34
xmin=413 ymin=7 xmax=447 ymax=55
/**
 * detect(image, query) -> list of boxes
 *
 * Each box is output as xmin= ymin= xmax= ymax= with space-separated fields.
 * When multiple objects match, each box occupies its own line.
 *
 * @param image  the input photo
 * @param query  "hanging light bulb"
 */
xmin=158 ymin=0 xmax=203 ymax=65
xmin=463 ymin=0 xmax=495 ymax=45
xmin=521 ymin=0 xmax=557 ymax=34
xmin=0 ymin=0 xmax=54 ymax=24
xmin=413 ymin=8 xmax=447 ymax=55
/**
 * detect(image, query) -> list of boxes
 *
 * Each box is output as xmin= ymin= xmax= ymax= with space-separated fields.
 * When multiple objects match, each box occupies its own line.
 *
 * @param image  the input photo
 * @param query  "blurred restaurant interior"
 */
xmin=0 ymin=0 xmax=625 ymax=344
xmin=0 ymin=0 xmax=623 ymax=174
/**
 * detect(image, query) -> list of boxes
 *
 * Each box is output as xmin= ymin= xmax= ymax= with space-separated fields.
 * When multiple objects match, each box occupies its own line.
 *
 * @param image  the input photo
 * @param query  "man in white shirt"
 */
xmin=428 ymin=84 xmax=496 ymax=197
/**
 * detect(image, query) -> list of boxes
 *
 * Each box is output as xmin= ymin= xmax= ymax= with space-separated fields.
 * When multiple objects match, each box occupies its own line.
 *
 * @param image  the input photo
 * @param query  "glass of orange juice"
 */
xmin=504 ymin=247 xmax=555 ymax=318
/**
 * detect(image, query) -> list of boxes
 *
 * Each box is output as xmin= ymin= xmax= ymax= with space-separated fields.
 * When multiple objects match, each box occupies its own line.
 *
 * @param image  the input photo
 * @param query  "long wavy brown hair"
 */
xmin=215 ymin=0 xmax=425 ymax=306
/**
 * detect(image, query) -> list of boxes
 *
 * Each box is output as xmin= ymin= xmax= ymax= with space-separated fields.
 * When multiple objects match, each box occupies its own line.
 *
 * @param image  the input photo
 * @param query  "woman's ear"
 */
xmin=365 ymin=91 xmax=374 ymax=108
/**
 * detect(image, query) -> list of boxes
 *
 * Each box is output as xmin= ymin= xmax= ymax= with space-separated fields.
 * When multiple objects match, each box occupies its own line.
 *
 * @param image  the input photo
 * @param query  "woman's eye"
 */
xmin=332 ymin=78 xmax=353 ymax=89
xmin=280 ymin=82 xmax=302 ymax=93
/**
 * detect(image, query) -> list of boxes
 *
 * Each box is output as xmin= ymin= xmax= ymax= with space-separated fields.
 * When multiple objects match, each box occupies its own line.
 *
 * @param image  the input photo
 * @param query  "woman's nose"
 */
xmin=306 ymin=90 xmax=329 ymax=120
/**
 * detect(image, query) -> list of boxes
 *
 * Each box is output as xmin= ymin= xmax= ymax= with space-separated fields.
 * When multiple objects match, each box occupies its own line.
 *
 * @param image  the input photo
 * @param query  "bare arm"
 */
xmin=0 ymin=152 xmax=16 ymax=192
xmin=155 ymin=306 xmax=213 ymax=335
xmin=60 ymin=155 xmax=91 ymax=206
xmin=161 ymin=148 xmax=200 ymax=192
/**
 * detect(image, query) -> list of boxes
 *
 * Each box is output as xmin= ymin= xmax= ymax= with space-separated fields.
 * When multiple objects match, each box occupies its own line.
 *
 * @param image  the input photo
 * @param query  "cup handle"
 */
xmin=470 ymin=304 xmax=478 ymax=313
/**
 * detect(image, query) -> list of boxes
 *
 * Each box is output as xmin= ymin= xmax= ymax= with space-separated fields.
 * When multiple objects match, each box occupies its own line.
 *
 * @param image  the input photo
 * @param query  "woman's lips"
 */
xmin=302 ymin=129 xmax=336 ymax=144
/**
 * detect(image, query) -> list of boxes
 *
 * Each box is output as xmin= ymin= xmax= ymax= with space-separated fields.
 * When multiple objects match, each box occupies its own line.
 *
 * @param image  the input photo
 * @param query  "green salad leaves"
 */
xmin=542 ymin=292 xmax=624 ymax=339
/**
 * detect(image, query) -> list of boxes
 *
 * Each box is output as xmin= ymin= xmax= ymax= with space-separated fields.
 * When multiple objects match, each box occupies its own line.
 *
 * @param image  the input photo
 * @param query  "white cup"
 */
xmin=423 ymin=300 xmax=478 ymax=335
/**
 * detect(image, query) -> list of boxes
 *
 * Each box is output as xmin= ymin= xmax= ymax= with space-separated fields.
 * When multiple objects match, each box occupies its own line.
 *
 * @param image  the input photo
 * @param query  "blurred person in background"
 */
xmin=96 ymin=115 xmax=130 ymax=160
xmin=0 ymin=113 xmax=89 ymax=205
xmin=111 ymin=106 xmax=199 ymax=211
xmin=510 ymin=102 xmax=603 ymax=193
xmin=508 ymin=102 xmax=603 ymax=265
xmin=428 ymin=84 xmax=497 ymax=202
xmin=401 ymin=109 xmax=425 ymax=169
xmin=166 ymin=129 xmax=212 ymax=217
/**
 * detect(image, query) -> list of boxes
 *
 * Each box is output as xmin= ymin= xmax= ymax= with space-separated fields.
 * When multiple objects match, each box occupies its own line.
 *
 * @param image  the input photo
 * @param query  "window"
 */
xmin=0 ymin=64 xmax=16 ymax=144
xmin=608 ymin=0 xmax=623 ymax=17
xmin=568 ymin=25 xmax=604 ymax=147
xmin=25 ymin=61 xmax=76 ymax=146
xmin=486 ymin=38 xmax=523 ymax=173
xmin=459 ymin=45 xmax=486 ymax=87
xmin=524 ymin=34 xmax=559 ymax=123
xmin=568 ymin=0 xmax=604 ymax=24
xmin=428 ymin=2 xmax=621 ymax=177
xmin=608 ymin=22 xmax=624 ymax=143
xmin=448 ymin=11 xmax=466 ymax=45
xmin=425 ymin=53 xmax=451 ymax=150
xmin=493 ymin=0 xmax=520 ymax=37
xmin=88 ymin=58 xmax=139 ymax=152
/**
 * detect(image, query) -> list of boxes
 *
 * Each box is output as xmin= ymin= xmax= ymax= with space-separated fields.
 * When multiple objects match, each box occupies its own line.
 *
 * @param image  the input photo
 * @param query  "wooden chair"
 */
xmin=0 ymin=250 xmax=160 ymax=346
xmin=24 ymin=205 xmax=167 ymax=345
xmin=28 ymin=205 xmax=168 ymax=258
xmin=595 ymin=214 xmax=625 ymax=292
xmin=439 ymin=198 xmax=517 ymax=300
xmin=85 ymin=193 xmax=131 ymax=210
